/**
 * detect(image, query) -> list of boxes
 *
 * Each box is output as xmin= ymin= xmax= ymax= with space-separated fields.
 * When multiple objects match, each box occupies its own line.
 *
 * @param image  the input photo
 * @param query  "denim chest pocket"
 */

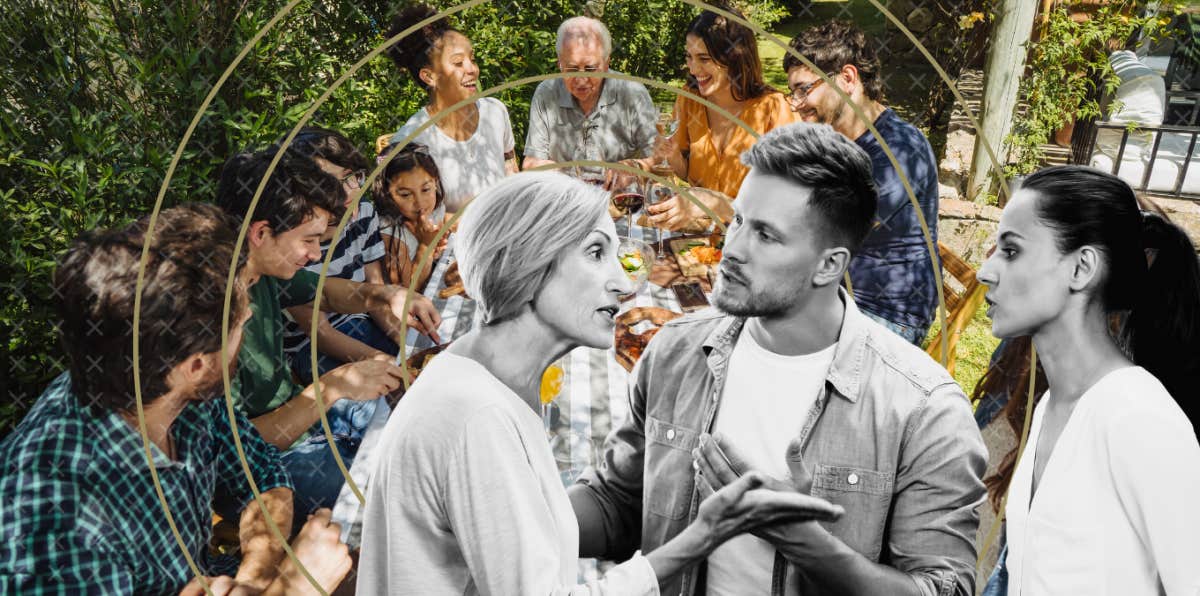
xmin=811 ymin=464 xmax=894 ymax=561
xmin=644 ymin=416 xmax=698 ymax=520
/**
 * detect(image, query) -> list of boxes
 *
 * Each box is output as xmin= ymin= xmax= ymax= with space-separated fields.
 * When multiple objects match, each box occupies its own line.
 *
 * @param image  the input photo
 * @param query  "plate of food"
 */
xmin=388 ymin=342 xmax=452 ymax=407
xmin=669 ymin=234 xmax=723 ymax=278
xmin=614 ymin=306 xmax=681 ymax=372
xmin=438 ymin=260 xmax=469 ymax=300
xmin=405 ymin=342 xmax=449 ymax=375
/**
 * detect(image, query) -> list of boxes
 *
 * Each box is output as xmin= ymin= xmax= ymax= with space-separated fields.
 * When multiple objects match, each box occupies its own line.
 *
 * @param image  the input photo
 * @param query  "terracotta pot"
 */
xmin=1054 ymin=119 xmax=1076 ymax=147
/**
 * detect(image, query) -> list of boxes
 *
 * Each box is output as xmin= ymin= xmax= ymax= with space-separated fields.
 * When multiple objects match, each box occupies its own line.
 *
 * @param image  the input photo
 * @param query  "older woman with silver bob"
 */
xmin=357 ymin=171 xmax=843 ymax=595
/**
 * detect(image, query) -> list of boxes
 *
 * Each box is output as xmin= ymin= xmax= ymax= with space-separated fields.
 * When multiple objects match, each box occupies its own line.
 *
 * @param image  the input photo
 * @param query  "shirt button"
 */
xmin=692 ymin=460 xmax=700 ymax=471
xmin=666 ymin=429 xmax=676 ymax=441
xmin=847 ymin=473 xmax=859 ymax=486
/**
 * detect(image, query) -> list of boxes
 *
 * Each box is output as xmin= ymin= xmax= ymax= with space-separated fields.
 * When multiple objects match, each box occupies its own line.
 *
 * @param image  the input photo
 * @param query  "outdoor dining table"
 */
xmin=330 ymin=219 xmax=716 ymax=570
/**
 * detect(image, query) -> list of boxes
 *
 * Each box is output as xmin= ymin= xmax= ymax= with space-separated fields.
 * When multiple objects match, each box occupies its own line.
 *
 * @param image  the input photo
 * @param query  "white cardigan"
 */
xmin=1005 ymin=366 xmax=1200 ymax=595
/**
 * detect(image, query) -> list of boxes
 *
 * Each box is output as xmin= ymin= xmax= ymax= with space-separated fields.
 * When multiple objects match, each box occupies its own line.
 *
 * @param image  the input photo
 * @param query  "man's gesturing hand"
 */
xmin=693 ymin=433 xmax=829 ymax=545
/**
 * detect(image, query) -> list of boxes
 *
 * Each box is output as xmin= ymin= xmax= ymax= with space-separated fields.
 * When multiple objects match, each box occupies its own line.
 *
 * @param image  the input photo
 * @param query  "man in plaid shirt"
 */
xmin=0 ymin=204 xmax=351 ymax=594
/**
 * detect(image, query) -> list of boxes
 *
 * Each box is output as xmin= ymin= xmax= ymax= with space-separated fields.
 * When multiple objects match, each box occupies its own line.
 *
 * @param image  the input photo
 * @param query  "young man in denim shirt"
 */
xmin=570 ymin=123 xmax=987 ymax=596
xmin=784 ymin=21 xmax=941 ymax=345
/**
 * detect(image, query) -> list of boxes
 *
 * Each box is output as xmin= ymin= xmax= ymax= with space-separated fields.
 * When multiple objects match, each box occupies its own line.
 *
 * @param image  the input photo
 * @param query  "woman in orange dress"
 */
xmin=640 ymin=5 xmax=796 ymax=232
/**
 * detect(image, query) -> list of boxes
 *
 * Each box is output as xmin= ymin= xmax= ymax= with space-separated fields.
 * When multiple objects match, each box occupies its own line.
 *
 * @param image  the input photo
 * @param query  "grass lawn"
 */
xmin=924 ymin=301 xmax=1001 ymax=399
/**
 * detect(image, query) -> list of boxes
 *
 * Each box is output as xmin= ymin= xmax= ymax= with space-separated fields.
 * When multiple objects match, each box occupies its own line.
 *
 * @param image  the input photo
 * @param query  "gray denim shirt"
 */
xmin=523 ymin=74 xmax=658 ymax=165
xmin=571 ymin=292 xmax=987 ymax=596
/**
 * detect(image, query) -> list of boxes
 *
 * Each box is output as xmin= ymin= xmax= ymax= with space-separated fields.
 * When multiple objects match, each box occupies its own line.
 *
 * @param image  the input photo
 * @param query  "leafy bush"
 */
xmin=1006 ymin=1 xmax=1186 ymax=175
xmin=0 ymin=0 xmax=787 ymax=434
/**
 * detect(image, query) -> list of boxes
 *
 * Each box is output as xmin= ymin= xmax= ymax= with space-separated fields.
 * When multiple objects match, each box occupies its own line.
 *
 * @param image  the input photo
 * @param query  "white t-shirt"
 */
xmin=392 ymin=97 xmax=515 ymax=213
xmin=357 ymin=352 xmax=658 ymax=595
xmin=706 ymin=329 xmax=837 ymax=596
xmin=378 ymin=202 xmax=446 ymax=261
xmin=1005 ymin=366 xmax=1200 ymax=596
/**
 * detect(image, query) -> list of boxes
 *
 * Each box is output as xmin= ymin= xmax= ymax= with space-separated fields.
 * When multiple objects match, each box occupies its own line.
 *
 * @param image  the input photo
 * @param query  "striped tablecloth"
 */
xmin=331 ymin=221 xmax=706 ymax=558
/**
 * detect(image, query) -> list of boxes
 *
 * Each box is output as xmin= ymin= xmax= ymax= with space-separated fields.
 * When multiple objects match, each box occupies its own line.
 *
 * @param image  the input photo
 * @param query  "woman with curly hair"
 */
xmin=386 ymin=3 xmax=518 ymax=213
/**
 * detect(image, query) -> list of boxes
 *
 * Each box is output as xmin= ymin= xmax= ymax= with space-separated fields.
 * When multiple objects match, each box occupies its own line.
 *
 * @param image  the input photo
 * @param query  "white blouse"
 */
xmin=357 ymin=352 xmax=658 ymax=595
xmin=392 ymin=98 xmax=515 ymax=213
xmin=1005 ymin=366 xmax=1200 ymax=595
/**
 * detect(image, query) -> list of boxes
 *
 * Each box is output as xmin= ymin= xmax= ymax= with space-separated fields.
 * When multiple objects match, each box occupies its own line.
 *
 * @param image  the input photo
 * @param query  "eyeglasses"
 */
xmin=340 ymin=170 xmax=366 ymax=189
xmin=562 ymin=65 xmax=603 ymax=73
xmin=788 ymin=74 xmax=835 ymax=104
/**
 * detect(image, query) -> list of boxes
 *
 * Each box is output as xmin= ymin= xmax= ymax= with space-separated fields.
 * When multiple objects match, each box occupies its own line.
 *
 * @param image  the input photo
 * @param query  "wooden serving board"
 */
xmin=669 ymin=235 xmax=718 ymax=278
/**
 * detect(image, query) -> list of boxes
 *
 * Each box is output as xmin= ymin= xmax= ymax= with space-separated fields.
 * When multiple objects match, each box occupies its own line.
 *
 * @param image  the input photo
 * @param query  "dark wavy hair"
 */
xmin=54 ymin=203 xmax=250 ymax=413
xmin=784 ymin=20 xmax=885 ymax=103
xmin=284 ymin=126 xmax=370 ymax=173
xmin=372 ymin=141 xmax=445 ymax=222
xmin=684 ymin=4 xmax=773 ymax=102
xmin=980 ymin=167 xmax=1200 ymax=511
xmin=386 ymin=3 xmax=461 ymax=93
xmin=374 ymin=142 xmax=446 ymax=286
xmin=740 ymin=122 xmax=878 ymax=253
xmin=215 ymin=148 xmax=346 ymax=234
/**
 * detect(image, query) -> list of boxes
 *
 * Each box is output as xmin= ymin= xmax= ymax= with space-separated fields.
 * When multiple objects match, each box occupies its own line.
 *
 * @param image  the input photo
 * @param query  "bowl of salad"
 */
xmin=616 ymin=237 xmax=654 ymax=298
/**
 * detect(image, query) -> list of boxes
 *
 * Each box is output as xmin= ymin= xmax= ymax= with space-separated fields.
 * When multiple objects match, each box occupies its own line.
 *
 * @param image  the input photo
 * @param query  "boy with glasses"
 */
xmin=279 ymin=127 xmax=398 ymax=386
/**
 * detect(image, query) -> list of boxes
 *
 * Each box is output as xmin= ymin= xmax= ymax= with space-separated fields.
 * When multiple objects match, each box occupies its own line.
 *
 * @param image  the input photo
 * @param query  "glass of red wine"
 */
xmin=610 ymin=188 xmax=644 ymax=234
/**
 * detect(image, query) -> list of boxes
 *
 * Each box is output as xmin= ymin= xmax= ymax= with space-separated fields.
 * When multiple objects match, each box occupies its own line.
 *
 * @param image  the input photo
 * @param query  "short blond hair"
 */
xmin=456 ymin=172 xmax=609 ymax=324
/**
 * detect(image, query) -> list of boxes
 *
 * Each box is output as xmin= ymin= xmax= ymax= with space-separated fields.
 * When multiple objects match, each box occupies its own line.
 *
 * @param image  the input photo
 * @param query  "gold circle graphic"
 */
xmin=128 ymin=2 xmax=1021 ymax=593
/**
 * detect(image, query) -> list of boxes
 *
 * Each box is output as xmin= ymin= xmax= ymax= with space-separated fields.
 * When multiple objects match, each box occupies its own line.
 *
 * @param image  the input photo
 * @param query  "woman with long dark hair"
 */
xmin=975 ymin=165 xmax=1200 ymax=594
xmin=639 ymin=3 xmax=795 ymax=231
xmin=386 ymin=4 xmax=518 ymax=213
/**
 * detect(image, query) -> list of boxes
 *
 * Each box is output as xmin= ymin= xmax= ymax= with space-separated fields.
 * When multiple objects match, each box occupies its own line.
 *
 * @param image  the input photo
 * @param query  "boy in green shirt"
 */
xmin=215 ymin=149 xmax=441 ymax=520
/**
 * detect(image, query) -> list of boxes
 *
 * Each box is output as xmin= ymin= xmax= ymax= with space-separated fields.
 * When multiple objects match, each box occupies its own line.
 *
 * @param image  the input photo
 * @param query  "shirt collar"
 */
xmin=854 ymin=107 xmax=896 ymax=145
xmin=700 ymin=288 xmax=869 ymax=403
xmin=555 ymin=71 xmax=620 ymax=111
xmin=102 ymin=401 xmax=205 ymax=471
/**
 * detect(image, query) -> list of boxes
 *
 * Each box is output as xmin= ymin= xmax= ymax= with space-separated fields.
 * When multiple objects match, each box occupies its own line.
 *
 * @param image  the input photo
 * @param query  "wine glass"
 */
xmin=616 ymin=237 xmax=654 ymax=302
xmin=653 ymin=110 xmax=680 ymax=172
xmin=656 ymin=110 xmax=680 ymax=139
xmin=548 ymin=427 xmax=596 ymax=483
xmin=641 ymin=181 xmax=675 ymax=249
xmin=540 ymin=360 xmax=564 ymax=452
xmin=610 ymin=181 xmax=644 ymax=235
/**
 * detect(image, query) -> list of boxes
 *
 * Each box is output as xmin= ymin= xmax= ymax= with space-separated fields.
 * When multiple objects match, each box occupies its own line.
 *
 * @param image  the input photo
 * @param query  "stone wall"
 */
xmin=937 ymin=198 xmax=1000 ymax=267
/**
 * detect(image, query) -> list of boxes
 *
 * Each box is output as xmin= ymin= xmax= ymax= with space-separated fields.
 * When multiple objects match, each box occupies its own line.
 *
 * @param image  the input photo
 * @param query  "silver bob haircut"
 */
xmin=556 ymin=16 xmax=612 ymax=59
xmin=456 ymin=171 xmax=609 ymax=325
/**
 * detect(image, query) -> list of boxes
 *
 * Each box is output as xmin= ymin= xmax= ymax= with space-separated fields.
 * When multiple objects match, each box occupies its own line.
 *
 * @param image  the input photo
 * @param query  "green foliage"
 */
xmin=0 ymin=0 xmax=787 ymax=433
xmin=923 ymin=300 xmax=1002 ymax=400
xmin=1006 ymin=1 xmax=1186 ymax=175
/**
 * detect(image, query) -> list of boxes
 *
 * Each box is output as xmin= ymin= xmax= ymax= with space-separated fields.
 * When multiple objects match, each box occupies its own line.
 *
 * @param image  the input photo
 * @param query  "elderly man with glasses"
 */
xmin=523 ymin=16 xmax=659 ymax=186
xmin=785 ymin=21 xmax=942 ymax=346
